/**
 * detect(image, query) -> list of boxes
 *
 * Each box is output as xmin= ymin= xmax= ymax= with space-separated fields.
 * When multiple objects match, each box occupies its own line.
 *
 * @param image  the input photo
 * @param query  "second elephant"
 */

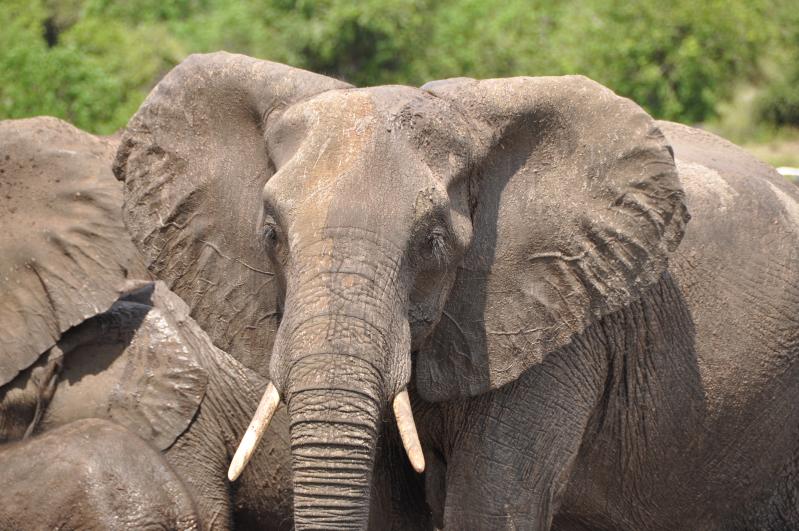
xmin=0 ymin=117 xmax=294 ymax=530
xmin=3 ymin=281 xmax=294 ymax=530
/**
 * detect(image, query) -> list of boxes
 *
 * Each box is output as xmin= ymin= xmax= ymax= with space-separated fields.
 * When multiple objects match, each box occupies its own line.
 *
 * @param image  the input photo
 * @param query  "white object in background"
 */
xmin=777 ymin=167 xmax=799 ymax=177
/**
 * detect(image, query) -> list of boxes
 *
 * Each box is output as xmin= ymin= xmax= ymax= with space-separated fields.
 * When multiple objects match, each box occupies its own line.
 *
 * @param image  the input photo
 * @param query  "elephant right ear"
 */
xmin=114 ymin=52 xmax=351 ymax=375
xmin=416 ymin=76 xmax=688 ymax=401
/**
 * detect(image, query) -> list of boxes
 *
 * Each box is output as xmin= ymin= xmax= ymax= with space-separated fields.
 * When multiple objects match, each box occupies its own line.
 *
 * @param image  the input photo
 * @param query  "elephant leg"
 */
xmin=440 ymin=345 xmax=606 ymax=530
xmin=0 ymin=418 xmax=201 ymax=530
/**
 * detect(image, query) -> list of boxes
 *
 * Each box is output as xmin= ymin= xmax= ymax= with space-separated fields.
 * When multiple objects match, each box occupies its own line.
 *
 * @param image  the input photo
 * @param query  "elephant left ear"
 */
xmin=416 ymin=76 xmax=689 ymax=401
xmin=45 ymin=281 xmax=209 ymax=450
xmin=105 ymin=282 xmax=210 ymax=450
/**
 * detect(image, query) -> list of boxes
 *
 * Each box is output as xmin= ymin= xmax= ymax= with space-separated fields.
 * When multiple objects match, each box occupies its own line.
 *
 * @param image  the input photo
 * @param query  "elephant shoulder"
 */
xmin=656 ymin=120 xmax=780 ymax=183
xmin=660 ymin=121 xmax=799 ymax=369
xmin=657 ymin=120 xmax=799 ymax=250
xmin=659 ymin=121 xmax=799 ymax=409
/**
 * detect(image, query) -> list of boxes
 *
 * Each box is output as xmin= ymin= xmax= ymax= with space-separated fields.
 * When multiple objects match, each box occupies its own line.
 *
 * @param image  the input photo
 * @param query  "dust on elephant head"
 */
xmin=115 ymin=52 xmax=688 ymax=529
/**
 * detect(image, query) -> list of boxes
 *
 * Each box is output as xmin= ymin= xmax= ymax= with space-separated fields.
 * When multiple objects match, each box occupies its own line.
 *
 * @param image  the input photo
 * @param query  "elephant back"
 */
xmin=661 ymin=121 xmax=799 ymax=405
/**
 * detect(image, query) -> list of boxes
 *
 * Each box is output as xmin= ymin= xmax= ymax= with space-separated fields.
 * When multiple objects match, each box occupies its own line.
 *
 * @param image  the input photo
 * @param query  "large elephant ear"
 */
xmin=114 ymin=52 xmax=351 ymax=375
xmin=0 ymin=117 xmax=149 ymax=387
xmin=105 ymin=281 xmax=210 ymax=450
xmin=42 ymin=281 xmax=209 ymax=450
xmin=416 ymin=76 xmax=688 ymax=401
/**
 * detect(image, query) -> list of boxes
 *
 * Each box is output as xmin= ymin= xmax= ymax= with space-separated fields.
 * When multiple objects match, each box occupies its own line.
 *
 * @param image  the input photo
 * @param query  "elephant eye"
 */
xmin=425 ymin=227 xmax=448 ymax=266
xmin=262 ymin=216 xmax=279 ymax=247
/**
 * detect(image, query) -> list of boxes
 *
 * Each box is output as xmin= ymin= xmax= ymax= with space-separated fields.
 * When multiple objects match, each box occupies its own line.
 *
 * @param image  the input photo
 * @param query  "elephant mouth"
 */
xmin=227 ymin=384 xmax=424 ymax=481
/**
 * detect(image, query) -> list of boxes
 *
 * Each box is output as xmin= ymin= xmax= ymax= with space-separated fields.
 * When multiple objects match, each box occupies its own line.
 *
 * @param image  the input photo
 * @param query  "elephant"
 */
xmin=0 ymin=117 xmax=294 ymax=530
xmin=1 ymin=279 xmax=296 ymax=530
xmin=114 ymin=51 xmax=799 ymax=530
xmin=0 ymin=418 xmax=202 ymax=529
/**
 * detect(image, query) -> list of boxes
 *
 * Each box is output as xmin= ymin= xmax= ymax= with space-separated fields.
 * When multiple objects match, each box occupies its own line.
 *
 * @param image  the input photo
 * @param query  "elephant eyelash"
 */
xmin=262 ymin=220 xmax=279 ymax=247
xmin=428 ymin=229 xmax=449 ymax=267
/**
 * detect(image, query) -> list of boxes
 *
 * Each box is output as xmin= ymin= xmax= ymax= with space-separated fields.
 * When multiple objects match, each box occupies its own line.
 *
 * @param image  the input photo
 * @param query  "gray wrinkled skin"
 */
xmin=116 ymin=52 xmax=799 ymax=530
xmin=0 ymin=117 xmax=151 ymax=387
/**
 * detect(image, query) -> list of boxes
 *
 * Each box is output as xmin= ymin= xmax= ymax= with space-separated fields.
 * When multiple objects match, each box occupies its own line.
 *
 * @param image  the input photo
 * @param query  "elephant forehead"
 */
xmin=286 ymin=152 xmax=437 ymax=252
xmin=303 ymin=89 xmax=378 ymax=128
xmin=266 ymin=91 xmax=378 ymax=208
xmin=269 ymin=96 xmax=448 ymax=240
xmin=271 ymin=90 xmax=378 ymax=155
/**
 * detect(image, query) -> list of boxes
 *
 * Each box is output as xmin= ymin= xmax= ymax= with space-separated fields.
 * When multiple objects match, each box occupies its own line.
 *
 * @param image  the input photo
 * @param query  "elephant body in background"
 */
xmin=0 ymin=118 xmax=293 ymax=530
xmin=114 ymin=52 xmax=799 ymax=531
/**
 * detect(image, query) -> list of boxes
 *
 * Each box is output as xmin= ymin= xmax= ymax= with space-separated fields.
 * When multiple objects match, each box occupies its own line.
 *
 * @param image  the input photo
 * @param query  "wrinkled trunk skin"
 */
xmin=289 ymin=365 xmax=382 ymax=530
xmin=276 ymin=235 xmax=407 ymax=530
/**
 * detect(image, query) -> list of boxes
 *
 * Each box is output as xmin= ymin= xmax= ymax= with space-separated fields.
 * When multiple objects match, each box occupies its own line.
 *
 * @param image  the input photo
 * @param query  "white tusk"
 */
xmin=228 ymin=382 xmax=281 ymax=481
xmin=392 ymin=388 xmax=425 ymax=473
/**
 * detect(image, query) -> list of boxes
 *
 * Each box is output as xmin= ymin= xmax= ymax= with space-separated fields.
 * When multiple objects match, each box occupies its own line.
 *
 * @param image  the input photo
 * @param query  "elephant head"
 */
xmin=115 ymin=52 xmax=687 ymax=529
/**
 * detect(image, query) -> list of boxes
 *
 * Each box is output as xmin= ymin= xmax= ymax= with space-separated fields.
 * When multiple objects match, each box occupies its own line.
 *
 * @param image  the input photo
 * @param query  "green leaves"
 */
xmin=1 ymin=0 xmax=797 ymax=133
xmin=754 ymin=0 xmax=799 ymax=128
xmin=1 ymin=2 xmax=117 ymax=133
xmin=0 ymin=0 xmax=181 ymax=134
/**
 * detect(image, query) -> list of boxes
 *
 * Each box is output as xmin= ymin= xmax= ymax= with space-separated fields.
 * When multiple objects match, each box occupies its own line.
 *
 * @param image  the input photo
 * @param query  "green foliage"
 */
xmin=755 ymin=0 xmax=799 ymax=127
xmin=759 ymin=76 xmax=799 ymax=127
xmin=0 ymin=0 xmax=182 ymax=133
xmin=1 ymin=1 xmax=114 ymax=132
xmin=559 ymin=0 xmax=773 ymax=122
xmin=1 ymin=0 xmax=797 ymax=133
xmin=265 ymin=0 xmax=432 ymax=84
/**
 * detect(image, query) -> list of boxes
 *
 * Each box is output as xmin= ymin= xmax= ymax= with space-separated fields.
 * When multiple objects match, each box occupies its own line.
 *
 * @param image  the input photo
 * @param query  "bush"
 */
xmin=0 ymin=0 xmax=796 ymax=132
xmin=0 ymin=0 xmax=183 ymax=133
xmin=755 ymin=1 xmax=799 ymax=127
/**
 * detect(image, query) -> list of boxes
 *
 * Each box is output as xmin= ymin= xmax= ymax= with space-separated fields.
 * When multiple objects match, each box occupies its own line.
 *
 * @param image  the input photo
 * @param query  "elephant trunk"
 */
xmin=230 ymin=235 xmax=426 ymax=528
xmin=288 ymin=356 xmax=382 ymax=530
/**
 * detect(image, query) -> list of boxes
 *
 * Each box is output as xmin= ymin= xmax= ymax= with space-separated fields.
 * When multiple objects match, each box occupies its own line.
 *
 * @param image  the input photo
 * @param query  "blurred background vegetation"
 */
xmin=1 ymin=0 xmax=797 ymax=170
